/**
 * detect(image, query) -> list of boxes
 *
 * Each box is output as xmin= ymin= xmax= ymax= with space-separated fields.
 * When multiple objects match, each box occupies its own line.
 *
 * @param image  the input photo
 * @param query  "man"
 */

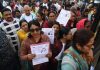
xmin=0 ymin=8 xmax=20 ymax=51
xmin=20 ymin=5 xmax=36 ymax=22
xmin=0 ymin=28 xmax=20 ymax=70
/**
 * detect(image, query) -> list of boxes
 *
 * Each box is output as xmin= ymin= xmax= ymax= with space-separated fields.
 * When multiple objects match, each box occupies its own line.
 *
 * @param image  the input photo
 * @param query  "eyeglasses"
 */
xmin=30 ymin=28 xmax=41 ymax=32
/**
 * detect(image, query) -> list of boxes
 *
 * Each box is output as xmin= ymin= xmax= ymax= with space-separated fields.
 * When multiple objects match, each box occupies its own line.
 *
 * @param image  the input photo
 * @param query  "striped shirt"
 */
xmin=0 ymin=18 xmax=20 ymax=51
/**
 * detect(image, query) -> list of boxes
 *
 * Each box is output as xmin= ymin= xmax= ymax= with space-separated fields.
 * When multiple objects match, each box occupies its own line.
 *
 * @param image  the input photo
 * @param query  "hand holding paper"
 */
xmin=46 ymin=52 xmax=52 ymax=58
xmin=27 ymin=54 xmax=36 ymax=61
xmin=30 ymin=42 xmax=49 ymax=65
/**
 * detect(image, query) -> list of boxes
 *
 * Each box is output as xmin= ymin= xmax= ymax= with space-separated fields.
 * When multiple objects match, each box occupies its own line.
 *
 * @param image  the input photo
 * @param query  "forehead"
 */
xmin=3 ymin=11 xmax=11 ymax=15
xmin=21 ymin=22 xmax=27 ymax=25
xmin=30 ymin=24 xmax=39 ymax=29
xmin=49 ymin=12 xmax=55 ymax=16
xmin=24 ymin=7 xmax=30 ymax=10
xmin=52 ymin=24 xmax=60 ymax=27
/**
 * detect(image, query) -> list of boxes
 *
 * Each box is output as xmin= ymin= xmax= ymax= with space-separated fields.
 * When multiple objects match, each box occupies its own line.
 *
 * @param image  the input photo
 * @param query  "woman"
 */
xmin=52 ymin=21 xmax=61 ymax=39
xmin=49 ymin=21 xmax=61 ymax=70
xmin=61 ymin=29 xmax=95 ymax=70
xmin=50 ymin=27 xmax=72 ymax=70
xmin=55 ymin=27 xmax=72 ymax=59
xmin=36 ymin=11 xmax=47 ymax=28
xmin=17 ymin=19 xmax=29 ymax=43
xmin=66 ymin=11 xmax=78 ymax=29
xmin=76 ymin=18 xmax=92 ymax=30
xmin=20 ymin=20 xmax=52 ymax=70
xmin=43 ymin=11 xmax=57 ymax=28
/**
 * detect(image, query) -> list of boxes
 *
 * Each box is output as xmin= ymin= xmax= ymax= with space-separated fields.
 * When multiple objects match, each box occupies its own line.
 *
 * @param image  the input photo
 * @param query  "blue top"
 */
xmin=61 ymin=47 xmax=88 ymax=70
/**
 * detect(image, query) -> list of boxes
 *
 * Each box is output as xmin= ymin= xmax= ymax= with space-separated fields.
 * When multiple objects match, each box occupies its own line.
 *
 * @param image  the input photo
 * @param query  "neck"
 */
xmin=38 ymin=19 xmax=43 ymax=22
xmin=60 ymin=38 xmax=66 ymax=43
xmin=33 ymin=35 xmax=41 ymax=43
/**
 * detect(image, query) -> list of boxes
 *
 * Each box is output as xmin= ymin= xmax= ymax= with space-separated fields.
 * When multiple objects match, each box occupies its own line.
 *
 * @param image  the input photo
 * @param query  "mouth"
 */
xmin=7 ymin=17 xmax=13 ymax=21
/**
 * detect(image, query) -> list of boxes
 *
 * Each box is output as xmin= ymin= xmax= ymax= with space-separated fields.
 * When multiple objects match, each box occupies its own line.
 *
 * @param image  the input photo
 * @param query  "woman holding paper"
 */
xmin=20 ymin=20 xmax=52 ymax=70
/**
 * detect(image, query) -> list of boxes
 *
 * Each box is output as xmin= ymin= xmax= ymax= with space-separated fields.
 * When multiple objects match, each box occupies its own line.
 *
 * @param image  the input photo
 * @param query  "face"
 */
xmin=44 ymin=9 xmax=48 ymax=15
xmin=52 ymin=24 xmax=60 ymax=34
xmin=21 ymin=22 xmax=28 ymax=32
xmin=49 ymin=13 xmax=56 ymax=22
xmin=30 ymin=25 xmax=41 ymax=38
xmin=3 ymin=11 xmax=13 ymax=22
xmin=64 ymin=31 xmax=72 ymax=41
xmin=36 ymin=13 xmax=42 ymax=21
xmin=70 ymin=12 xmax=76 ymax=21
xmin=83 ymin=37 xmax=94 ymax=54
xmin=31 ymin=0 xmax=35 ymax=2
xmin=93 ymin=7 xmax=96 ymax=14
xmin=15 ymin=12 xmax=21 ymax=18
xmin=78 ymin=37 xmax=94 ymax=54
xmin=24 ymin=8 xmax=31 ymax=16
xmin=84 ymin=22 xmax=91 ymax=30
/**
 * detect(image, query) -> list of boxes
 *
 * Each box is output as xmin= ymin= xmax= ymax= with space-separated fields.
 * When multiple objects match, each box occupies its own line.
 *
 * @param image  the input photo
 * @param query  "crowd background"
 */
xmin=0 ymin=0 xmax=100 ymax=70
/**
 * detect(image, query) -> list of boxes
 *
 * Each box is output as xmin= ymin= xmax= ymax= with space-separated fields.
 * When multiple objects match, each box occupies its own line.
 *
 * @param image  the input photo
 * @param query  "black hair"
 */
xmin=12 ymin=9 xmax=20 ymax=17
xmin=58 ymin=27 xmax=71 ymax=39
xmin=19 ymin=19 xmax=28 ymax=27
xmin=15 ymin=9 xmax=20 ymax=13
xmin=48 ymin=11 xmax=57 ymax=17
xmin=72 ymin=29 xmax=94 ymax=51
xmin=28 ymin=20 xmax=41 ymax=30
xmin=52 ymin=21 xmax=60 ymax=28
xmin=37 ymin=11 xmax=45 ymax=21
xmin=1 ymin=8 xmax=11 ymax=15
xmin=28 ymin=20 xmax=41 ymax=38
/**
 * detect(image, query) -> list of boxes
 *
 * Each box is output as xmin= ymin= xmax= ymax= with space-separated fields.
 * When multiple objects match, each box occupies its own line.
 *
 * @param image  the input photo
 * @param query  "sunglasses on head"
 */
xmin=30 ymin=28 xmax=41 ymax=32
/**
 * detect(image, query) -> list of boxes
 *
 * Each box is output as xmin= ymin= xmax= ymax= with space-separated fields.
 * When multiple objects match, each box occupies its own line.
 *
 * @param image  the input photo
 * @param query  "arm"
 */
xmin=20 ymin=40 xmax=28 ymax=60
xmin=20 ymin=40 xmax=36 ymax=61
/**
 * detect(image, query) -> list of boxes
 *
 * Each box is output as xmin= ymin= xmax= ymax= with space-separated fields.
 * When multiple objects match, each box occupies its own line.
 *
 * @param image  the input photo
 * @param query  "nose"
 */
xmin=34 ymin=30 xmax=38 ymax=33
xmin=7 ymin=14 xmax=11 ymax=18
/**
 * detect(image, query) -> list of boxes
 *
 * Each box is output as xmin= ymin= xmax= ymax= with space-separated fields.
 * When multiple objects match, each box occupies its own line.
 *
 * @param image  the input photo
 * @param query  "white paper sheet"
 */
xmin=56 ymin=9 xmax=71 ymax=26
xmin=30 ymin=42 xmax=49 ymax=65
xmin=42 ymin=28 xmax=54 ymax=44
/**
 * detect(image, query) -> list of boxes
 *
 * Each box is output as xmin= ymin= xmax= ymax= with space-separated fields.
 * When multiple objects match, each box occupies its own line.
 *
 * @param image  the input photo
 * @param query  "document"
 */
xmin=30 ymin=42 xmax=49 ymax=65
xmin=56 ymin=9 xmax=71 ymax=26
xmin=42 ymin=28 xmax=54 ymax=44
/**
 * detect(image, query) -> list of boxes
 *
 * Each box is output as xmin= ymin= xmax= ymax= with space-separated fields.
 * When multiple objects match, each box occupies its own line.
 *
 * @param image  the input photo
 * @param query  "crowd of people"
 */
xmin=0 ymin=0 xmax=100 ymax=70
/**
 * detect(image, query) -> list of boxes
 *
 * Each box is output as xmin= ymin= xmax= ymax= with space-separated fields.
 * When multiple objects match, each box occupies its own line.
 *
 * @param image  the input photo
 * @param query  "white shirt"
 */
xmin=20 ymin=13 xmax=36 ymax=22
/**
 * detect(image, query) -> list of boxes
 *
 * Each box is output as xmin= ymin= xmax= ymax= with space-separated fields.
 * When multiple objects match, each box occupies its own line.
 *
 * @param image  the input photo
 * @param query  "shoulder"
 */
xmin=21 ymin=37 xmax=30 ymax=46
xmin=41 ymin=34 xmax=49 ymax=39
xmin=20 ymin=13 xmax=25 ymax=17
xmin=41 ymin=34 xmax=50 ymax=42
xmin=0 ymin=21 xmax=5 ymax=27
xmin=17 ymin=29 xmax=22 ymax=34
xmin=61 ymin=53 xmax=77 ymax=70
